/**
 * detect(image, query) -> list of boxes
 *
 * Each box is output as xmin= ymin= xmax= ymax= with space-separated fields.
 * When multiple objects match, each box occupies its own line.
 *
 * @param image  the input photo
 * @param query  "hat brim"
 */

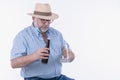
xmin=27 ymin=13 xmax=58 ymax=20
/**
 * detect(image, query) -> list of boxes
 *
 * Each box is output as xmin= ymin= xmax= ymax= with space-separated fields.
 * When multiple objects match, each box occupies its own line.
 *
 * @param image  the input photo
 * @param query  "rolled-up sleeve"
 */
xmin=10 ymin=33 xmax=27 ymax=60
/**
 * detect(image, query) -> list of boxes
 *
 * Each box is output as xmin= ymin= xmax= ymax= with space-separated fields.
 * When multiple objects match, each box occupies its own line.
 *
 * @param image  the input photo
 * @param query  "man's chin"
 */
xmin=41 ymin=29 xmax=48 ymax=33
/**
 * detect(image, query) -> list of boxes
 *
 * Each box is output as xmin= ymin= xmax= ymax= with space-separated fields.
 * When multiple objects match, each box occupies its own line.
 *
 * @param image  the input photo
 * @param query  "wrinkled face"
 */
xmin=33 ymin=17 xmax=52 ymax=32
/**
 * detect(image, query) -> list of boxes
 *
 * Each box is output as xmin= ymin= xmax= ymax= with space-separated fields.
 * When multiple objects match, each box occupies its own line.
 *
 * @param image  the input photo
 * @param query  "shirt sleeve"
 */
xmin=60 ymin=33 xmax=71 ymax=50
xmin=10 ymin=33 xmax=27 ymax=60
xmin=62 ymin=39 xmax=71 ymax=49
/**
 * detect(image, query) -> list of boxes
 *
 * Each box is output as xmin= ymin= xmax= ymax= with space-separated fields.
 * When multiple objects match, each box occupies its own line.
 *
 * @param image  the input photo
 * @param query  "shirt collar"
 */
xmin=31 ymin=24 xmax=50 ymax=37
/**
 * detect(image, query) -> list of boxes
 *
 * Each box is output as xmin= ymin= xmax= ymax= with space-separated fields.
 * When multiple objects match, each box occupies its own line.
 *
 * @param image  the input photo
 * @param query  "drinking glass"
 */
xmin=60 ymin=44 xmax=70 ymax=63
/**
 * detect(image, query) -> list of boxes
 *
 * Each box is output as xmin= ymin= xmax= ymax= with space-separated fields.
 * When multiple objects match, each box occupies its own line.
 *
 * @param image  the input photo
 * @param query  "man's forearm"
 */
xmin=11 ymin=53 xmax=37 ymax=68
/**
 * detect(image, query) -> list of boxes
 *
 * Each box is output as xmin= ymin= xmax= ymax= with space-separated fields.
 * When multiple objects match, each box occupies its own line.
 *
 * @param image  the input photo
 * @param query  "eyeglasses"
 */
xmin=40 ymin=19 xmax=51 ymax=22
xmin=39 ymin=18 xmax=53 ymax=23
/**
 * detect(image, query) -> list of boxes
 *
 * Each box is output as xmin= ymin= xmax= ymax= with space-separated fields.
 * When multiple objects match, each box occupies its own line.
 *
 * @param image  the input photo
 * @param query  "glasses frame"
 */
xmin=39 ymin=18 xmax=53 ymax=23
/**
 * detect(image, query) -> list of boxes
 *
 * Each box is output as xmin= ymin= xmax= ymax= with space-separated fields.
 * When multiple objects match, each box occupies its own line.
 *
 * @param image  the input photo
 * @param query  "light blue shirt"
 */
xmin=10 ymin=24 xmax=70 ymax=78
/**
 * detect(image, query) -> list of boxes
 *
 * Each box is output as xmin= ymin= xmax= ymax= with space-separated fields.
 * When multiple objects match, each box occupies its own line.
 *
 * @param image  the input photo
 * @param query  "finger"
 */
xmin=41 ymin=52 xmax=49 ymax=56
xmin=41 ymin=54 xmax=49 ymax=59
xmin=42 ymin=50 xmax=49 ymax=54
xmin=41 ymin=56 xmax=49 ymax=59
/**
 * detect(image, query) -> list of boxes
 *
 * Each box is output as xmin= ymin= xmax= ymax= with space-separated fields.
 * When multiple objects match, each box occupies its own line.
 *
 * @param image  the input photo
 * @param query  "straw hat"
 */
xmin=28 ymin=3 xmax=59 ymax=20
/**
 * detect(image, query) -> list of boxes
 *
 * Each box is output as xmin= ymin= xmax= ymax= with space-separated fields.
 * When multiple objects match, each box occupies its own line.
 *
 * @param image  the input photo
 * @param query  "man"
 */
xmin=10 ymin=3 xmax=75 ymax=80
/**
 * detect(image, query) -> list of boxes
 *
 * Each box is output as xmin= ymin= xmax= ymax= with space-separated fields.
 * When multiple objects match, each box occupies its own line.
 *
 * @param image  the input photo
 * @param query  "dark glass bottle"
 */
xmin=41 ymin=39 xmax=50 ymax=63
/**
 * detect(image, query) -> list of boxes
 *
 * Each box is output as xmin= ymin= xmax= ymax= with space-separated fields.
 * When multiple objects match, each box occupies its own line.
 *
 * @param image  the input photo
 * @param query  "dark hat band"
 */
xmin=34 ymin=11 xmax=52 ymax=16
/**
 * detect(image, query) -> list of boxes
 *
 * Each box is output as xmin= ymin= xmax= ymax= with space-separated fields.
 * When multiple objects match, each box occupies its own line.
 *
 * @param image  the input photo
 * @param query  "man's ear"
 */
xmin=32 ymin=17 xmax=35 ymax=20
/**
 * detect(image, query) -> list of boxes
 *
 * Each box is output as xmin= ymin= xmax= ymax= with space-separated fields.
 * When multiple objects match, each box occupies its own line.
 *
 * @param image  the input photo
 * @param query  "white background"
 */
xmin=0 ymin=0 xmax=120 ymax=80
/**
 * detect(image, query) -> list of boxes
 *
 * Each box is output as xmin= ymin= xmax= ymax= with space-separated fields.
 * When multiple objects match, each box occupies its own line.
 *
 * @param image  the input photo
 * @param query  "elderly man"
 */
xmin=10 ymin=3 xmax=75 ymax=80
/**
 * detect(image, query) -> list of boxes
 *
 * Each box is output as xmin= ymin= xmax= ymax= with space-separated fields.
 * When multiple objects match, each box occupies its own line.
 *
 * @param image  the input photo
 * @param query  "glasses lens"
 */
xmin=41 ymin=19 xmax=51 ymax=22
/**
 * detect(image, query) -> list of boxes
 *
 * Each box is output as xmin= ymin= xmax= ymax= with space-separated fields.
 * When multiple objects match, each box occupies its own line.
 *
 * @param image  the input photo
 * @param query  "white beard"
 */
xmin=33 ymin=18 xmax=48 ymax=33
xmin=40 ymin=28 xmax=48 ymax=33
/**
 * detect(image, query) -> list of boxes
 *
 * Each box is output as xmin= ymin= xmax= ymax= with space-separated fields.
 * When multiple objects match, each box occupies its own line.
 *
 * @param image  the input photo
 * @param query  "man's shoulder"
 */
xmin=20 ymin=25 xmax=32 ymax=32
xmin=15 ymin=26 xmax=31 ymax=37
